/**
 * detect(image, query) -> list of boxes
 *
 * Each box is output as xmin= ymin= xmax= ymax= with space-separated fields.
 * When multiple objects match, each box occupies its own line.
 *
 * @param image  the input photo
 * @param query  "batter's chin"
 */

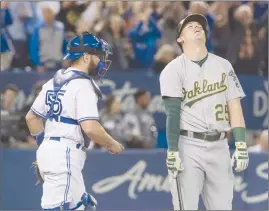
xmin=195 ymin=35 xmax=206 ymax=42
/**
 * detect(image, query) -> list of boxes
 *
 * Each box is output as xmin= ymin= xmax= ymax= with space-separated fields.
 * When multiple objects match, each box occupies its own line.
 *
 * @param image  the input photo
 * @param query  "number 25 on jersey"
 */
xmin=215 ymin=104 xmax=229 ymax=121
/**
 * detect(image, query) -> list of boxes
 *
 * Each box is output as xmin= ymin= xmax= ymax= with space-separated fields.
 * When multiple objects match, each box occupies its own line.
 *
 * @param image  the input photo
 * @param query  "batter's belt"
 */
xmin=180 ymin=130 xmax=227 ymax=141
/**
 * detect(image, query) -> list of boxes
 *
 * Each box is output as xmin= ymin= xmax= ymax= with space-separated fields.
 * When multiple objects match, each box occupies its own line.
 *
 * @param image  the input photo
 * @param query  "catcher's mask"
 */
xmin=64 ymin=32 xmax=113 ymax=77
xmin=176 ymin=13 xmax=208 ymax=51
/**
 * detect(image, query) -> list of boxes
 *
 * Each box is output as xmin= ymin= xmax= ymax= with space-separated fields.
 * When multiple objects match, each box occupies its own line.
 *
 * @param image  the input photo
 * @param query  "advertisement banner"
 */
xmin=1 ymin=149 xmax=268 ymax=210
xmin=0 ymin=72 xmax=267 ymax=130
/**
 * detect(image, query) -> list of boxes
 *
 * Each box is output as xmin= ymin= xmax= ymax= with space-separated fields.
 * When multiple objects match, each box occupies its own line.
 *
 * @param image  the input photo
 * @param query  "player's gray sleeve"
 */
xmin=159 ymin=63 xmax=184 ymax=98
xmin=163 ymin=97 xmax=182 ymax=151
xmin=226 ymin=63 xmax=246 ymax=101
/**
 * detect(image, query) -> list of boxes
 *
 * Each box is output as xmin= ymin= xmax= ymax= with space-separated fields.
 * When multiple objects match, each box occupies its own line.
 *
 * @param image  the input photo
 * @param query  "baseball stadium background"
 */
xmin=0 ymin=1 xmax=268 ymax=210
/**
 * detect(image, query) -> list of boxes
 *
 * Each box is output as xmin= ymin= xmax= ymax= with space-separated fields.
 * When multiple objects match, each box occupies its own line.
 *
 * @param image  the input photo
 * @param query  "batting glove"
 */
xmin=231 ymin=142 xmax=249 ymax=172
xmin=167 ymin=150 xmax=184 ymax=178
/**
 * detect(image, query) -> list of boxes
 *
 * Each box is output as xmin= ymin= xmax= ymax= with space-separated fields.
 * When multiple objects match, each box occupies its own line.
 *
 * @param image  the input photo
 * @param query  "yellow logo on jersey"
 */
xmin=183 ymin=73 xmax=227 ymax=107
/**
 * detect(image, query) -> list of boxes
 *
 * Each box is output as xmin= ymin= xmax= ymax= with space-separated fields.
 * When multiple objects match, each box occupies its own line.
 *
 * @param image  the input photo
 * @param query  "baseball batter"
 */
xmin=159 ymin=14 xmax=249 ymax=210
xmin=25 ymin=32 xmax=124 ymax=210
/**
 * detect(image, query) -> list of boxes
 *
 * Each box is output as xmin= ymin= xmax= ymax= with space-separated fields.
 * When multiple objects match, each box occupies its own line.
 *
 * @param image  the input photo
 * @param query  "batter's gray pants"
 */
xmin=168 ymin=135 xmax=234 ymax=210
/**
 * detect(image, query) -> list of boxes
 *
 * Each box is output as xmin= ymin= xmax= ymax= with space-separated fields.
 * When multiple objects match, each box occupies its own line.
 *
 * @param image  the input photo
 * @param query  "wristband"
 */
xmin=232 ymin=127 xmax=246 ymax=143
xmin=32 ymin=131 xmax=45 ymax=146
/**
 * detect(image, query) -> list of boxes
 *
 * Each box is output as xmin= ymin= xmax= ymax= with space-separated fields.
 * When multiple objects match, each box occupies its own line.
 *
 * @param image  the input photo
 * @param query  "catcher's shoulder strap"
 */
xmin=47 ymin=69 xmax=102 ymax=119
xmin=69 ymin=69 xmax=102 ymax=100
xmin=53 ymin=69 xmax=102 ymax=98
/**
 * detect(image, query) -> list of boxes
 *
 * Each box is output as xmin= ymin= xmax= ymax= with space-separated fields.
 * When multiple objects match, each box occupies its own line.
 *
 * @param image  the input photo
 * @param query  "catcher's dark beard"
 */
xmin=87 ymin=58 xmax=98 ymax=76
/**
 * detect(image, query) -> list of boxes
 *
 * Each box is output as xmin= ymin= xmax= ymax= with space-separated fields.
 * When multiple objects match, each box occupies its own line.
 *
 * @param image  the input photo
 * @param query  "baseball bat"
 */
xmin=175 ymin=173 xmax=184 ymax=210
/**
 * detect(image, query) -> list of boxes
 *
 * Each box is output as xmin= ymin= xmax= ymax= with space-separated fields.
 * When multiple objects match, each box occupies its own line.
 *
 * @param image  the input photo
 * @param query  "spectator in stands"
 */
xmin=243 ymin=1 xmax=268 ymax=22
xmin=122 ymin=89 xmax=157 ymax=149
xmin=102 ymin=1 xmax=125 ymax=16
xmin=8 ymin=2 xmax=42 ymax=69
xmin=15 ymin=80 xmax=46 ymax=148
xmin=210 ymin=2 xmax=232 ymax=57
xmin=255 ymin=10 xmax=268 ymax=76
xmin=1 ymin=2 xmax=14 ymax=71
xmin=248 ymin=130 xmax=268 ymax=153
xmin=98 ymin=95 xmax=125 ymax=147
xmin=95 ymin=14 xmax=130 ymax=70
xmin=29 ymin=2 xmax=67 ymax=72
xmin=150 ymin=2 xmax=166 ymax=22
xmin=128 ymin=7 xmax=162 ymax=69
xmin=251 ymin=2 xmax=268 ymax=75
xmin=1 ymin=84 xmax=19 ymax=113
xmin=152 ymin=44 xmax=177 ymax=73
xmin=226 ymin=4 xmax=263 ymax=75
xmin=75 ymin=2 xmax=103 ymax=34
xmin=56 ymin=1 xmax=89 ymax=37
xmin=56 ymin=2 xmax=89 ymax=69
xmin=158 ymin=2 xmax=186 ymax=55
xmin=25 ymin=80 xmax=46 ymax=107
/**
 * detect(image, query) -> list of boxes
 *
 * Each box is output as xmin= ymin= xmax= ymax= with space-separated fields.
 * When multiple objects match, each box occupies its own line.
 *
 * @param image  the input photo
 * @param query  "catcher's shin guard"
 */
xmin=70 ymin=192 xmax=97 ymax=210
xmin=43 ymin=193 xmax=97 ymax=210
xmin=81 ymin=192 xmax=97 ymax=210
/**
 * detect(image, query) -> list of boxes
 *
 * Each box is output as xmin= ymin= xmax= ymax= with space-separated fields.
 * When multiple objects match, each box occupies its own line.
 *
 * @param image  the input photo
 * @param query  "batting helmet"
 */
xmin=64 ymin=32 xmax=113 ymax=77
xmin=176 ymin=14 xmax=208 ymax=50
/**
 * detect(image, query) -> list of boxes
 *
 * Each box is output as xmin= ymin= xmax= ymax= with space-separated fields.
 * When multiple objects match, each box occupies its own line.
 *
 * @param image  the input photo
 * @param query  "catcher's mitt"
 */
xmin=31 ymin=161 xmax=44 ymax=185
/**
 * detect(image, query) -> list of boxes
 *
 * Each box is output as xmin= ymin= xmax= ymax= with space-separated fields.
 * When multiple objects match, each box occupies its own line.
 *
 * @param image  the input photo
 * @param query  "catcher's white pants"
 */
xmin=169 ymin=136 xmax=234 ymax=210
xmin=36 ymin=138 xmax=86 ymax=210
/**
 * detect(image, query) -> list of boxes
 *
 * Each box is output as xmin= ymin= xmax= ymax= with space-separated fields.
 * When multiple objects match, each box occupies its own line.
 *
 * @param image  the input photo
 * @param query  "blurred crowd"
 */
xmin=1 ymin=1 xmax=268 ymax=75
xmin=1 ymin=81 xmax=158 ymax=150
xmin=1 ymin=80 xmax=268 ymax=153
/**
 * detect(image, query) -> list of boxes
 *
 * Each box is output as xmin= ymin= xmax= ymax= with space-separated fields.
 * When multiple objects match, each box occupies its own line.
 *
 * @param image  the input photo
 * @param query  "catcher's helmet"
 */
xmin=176 ymin=14 xmax=208 ymax=50
xmin=64 ymin=32 xmax=112 ymax=77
